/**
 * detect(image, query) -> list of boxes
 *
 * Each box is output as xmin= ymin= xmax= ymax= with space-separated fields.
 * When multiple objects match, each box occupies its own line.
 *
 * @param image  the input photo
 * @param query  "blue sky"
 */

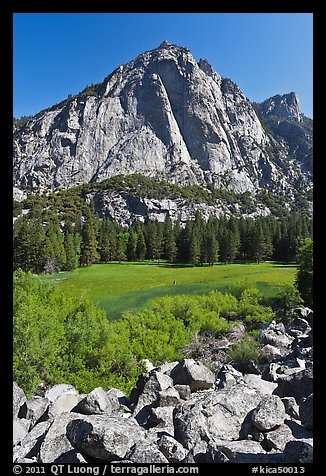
xmin=13 ymin=13 xmax=313 ymax=119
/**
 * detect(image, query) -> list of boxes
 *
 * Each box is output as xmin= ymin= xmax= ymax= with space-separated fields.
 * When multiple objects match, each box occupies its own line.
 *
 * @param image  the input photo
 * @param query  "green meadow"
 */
xmin=43 ymin=261 xmax=297 ymax=321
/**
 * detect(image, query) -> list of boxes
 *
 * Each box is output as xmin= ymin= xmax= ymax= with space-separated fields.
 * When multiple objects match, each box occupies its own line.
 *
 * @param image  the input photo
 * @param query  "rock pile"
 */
xmin=13 ymin=307 xmax=313 ymax=464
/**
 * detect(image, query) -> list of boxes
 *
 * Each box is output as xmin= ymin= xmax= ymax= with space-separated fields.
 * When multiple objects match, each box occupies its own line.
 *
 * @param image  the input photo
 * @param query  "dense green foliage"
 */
xmin=226 ymin=335 xmax=263 ymax=364
xmin=43 ymin=261 xmax=297 ymax=322
xmin=295 ymin=238 xmax=313 ymax=307
xmin=13 ymin=193 xmax=312 ymax=274
xmin=14 ymin=174 xmax=311 ymax=217
xmin=14 ymin=270 xmax=277 ymax=397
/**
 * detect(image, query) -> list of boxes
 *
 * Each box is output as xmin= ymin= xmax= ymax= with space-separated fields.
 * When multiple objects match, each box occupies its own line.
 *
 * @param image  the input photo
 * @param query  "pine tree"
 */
xmin=206 ymin=229 xmax=219 ymax=266
xmin=219 ymin=229 xmax=239 ymax=264
xmin=45 ymin=220 xmax=66 ymax=272
xmin=126 ymin=230 xmax=138 ymax=261
xmin=80 ymin=206 xmax=99 ymax=266
xmin=13 ymin=215 xmax=48 ymax=273
xmin=116 ymin=230 xmax=126 ymax=263
xmin=98 ymin=218 xmax=117 ymax=262
xmin=295 ymin=238 xmax=313 ymax=308
xmin=64 ymin=231 xmax=79 ymax=271
xmin=136 ymin=227 xmax=147 ymax=261
xmin=251 ymin=221 xmax=273 ymax=263
xmin=189 ymin=230 xmax=201 ymax=266
xmin=163 ymin=218 xmax=177 ymax=262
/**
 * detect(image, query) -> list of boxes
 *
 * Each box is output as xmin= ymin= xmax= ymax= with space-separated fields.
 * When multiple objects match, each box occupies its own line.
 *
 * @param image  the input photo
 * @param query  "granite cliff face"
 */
xmin=13 ymin=41 xmax=312 ymax=199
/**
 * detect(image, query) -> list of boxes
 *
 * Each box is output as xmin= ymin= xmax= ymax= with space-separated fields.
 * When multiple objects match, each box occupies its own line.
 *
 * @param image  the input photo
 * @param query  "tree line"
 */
xmin=13 ymin=202 xmax=312 ymax=274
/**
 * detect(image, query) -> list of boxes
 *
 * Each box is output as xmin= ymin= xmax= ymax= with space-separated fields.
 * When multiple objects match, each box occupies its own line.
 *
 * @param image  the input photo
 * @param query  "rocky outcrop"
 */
xmin=13 ymin=42 xmax=312 ymax=198
xmin=13 ymin=307 xmax=313 ymax=464
xmin=84 ymin=188 xmax=272 ymax=226
xmin=260 ymin=93 xmax=302 ymax=123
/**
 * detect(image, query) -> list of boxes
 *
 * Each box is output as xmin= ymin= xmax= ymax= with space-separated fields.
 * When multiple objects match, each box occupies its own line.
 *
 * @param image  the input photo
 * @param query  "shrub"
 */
xmin=226 ymin=335 xmax=263 ymax=364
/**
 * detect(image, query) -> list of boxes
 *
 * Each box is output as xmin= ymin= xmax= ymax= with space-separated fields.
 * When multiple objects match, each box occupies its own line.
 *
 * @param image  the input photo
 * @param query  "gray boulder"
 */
xmin=259 ymin=321 xmax=294 ymax=349
xmin=131 ymin=370 xmax=175 ymax=426
xmin=287 ymin=318 xmax=311 ymax=337
xmin=77 ymin=387 xmax=120 ymax=415
xmin=283 ymin=440 xmax=313 ymax=463
xmin=66 ymin=415 xmax=146 ymax=461
xmin=13 ymin=382 xmax=26 ymax=419
xmin=39 ymin=412 xmax=83 ymax=463
xmin=243 ymin=374 xmax=277 ymax=395
xmin=125 ymin=440 xmax=169 ymax=463
xmin=174 ymin=384 xmax=191 ymax=400
xmin=13 ymin=419 xmax=29 ymax=446
xmin=217 ymin=364 xmax=244 ymax=389
xmin=212 ymin=439 xmax=267 ymax=461
xmin=49 ymin=392 xmax=82 ymax=418
xmin=45 ymin=384 xmax=79 ymax=403
xmin=157 ymin=434 xmax=187 ymax=463
xmin=158 ymin=387 xmax=181 ymax=407
xmin=170 ymin=359 xmax=215 ymax=392
xmin=252 ymin=395 xmax=286 ymax=431
xmin=260 ymin=344 xmax=287 ymax=363
xmin=274 ymin=367 xmax=313 ymax=403
xmin=13 ymin=421 xmax=51 ymax=462
xmin=263 ymin=423 xmax=294 ymax=451
xmin=281 ymin=397 xmax=300 ymax=420
xmin=148 ymin=406 xmax=174 ymax=432
xmin=19 ymin=396 xmax=50 ymax=428
xmin=299 ymin=393 xmax=313 ymax=430
xmin=174 ymin=384 xmax=263 ymax=448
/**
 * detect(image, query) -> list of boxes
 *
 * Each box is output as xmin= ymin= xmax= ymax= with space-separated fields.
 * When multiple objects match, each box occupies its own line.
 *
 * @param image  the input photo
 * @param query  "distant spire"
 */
xmin=159 ymin=40 xmax=171 ymax=48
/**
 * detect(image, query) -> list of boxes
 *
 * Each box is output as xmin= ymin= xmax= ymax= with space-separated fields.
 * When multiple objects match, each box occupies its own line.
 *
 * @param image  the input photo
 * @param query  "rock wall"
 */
xmin=13 ymin=42 xmax=311 ymax=198
xmin=13 ymin=307 xmax=313 ymax=464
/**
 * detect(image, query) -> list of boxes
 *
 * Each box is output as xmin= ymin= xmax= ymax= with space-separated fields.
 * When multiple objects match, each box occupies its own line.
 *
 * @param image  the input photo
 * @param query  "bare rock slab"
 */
xmin=170 ymin=359 xmax=215 ymax=392
xmin=66 ymin=415 xmax=146 ymax=461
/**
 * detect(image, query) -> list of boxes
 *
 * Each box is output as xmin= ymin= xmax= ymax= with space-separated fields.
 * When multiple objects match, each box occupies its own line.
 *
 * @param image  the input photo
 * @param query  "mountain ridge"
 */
xmin=13 ymin=41 xmax=312 ymax=204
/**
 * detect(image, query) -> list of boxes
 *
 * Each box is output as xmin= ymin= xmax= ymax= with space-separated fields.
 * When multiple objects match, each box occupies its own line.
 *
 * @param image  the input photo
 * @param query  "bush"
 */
xmin=226 ymin=335 xmax=263 ymax=364
xmin=14 ymin=271 xmax=276 ymax=397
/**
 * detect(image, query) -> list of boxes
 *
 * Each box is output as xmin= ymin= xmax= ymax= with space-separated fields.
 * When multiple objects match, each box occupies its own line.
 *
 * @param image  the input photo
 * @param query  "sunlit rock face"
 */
xmin=13 ymin=42 xmax=312 ymax=197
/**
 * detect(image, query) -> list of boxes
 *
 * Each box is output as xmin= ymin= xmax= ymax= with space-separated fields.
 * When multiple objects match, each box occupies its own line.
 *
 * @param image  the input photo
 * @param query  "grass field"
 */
xmin=43 ymin=261 xmax=297 ymax=321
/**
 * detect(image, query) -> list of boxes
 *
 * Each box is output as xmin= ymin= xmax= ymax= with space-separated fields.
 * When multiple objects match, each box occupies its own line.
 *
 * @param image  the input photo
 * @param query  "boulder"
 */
xmin=158 ymin=387 xmax=181 ymax=407
xmin=49 ymin=392 xmax=82 ymax=418
xmin=13 ymin=421 xmax=51 ymax=462
xmin=131 ymin=370 xmax=176 ymax=426
xmin=39 ymin=412 xmax=83 ymax=463
xmin=19 ymin=396 xmax=50 ymax=428
xmin=13 ymin=419 xmax=29 ymax=446
xmin=125 ymin=440 xmax=169 ymax=463
xmin=299 ymin=393 xmax=313 ymax=430
xmin=170 ymin=359 xmax=215 ymax=392
xmin=260 ymin=345 xmax=286 ymax=363
xmin=217 ymin=364 xmax=244 ymax=389
xmin=174 ymin=384 xmax=191 ymax=400
xmin=281 ymin=397 xmax=300 ymax=420
xmin=148 ymin=406 xmax=174 ymax=431
xmin=243 ymin=374 xmax=277 ymax=395
xmin=130 ymin=370 xmax=173 ymax=405
xmin=263 ymin=423 xmax=294 ymax=451
xmin=283 ymin=440 xmax=313 ymax=463
xmin=157 ymin=434 xmax=187 ymax=463
xmin=274 ymin=367 xmax=313 ymax=403
xmin=13 ymin=382 xmax=26 ymax=419
xmin=287 ymin=318 xmax=311 ymax=337
xmin=233 ymin=360 xmax=261 ymax=375
xmin=174 ymin=384 xmax=263 ymax=448
xmin=77 ymin=387 xmax=120 ymax=415
xmin=212 ymin=439 xmax=267 ymax=461
xmin=259 ymin=323 xmax=294 ymax=349
xmin=252 ymin=395 xmax=286 ymax=431
xmin=66 ymin=415 xmax=146 ymax=461
xmin=45 ymin=384 xmax=79 ymax=403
